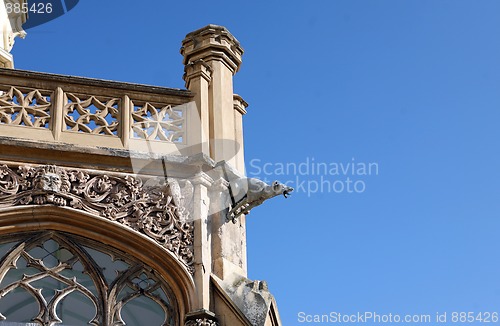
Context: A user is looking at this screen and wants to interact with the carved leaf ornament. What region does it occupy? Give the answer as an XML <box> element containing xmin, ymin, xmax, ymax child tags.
<box><xmin>0</xmin><ymin>164</ymin><xmax>194</xmax><ymax>272</ymax></box>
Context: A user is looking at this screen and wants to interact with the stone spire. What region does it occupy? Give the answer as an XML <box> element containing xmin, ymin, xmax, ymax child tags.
<box><xmin>181</xmin><ymin>24</ymin><xmax>246</xmax><ymax>174</ymax></box>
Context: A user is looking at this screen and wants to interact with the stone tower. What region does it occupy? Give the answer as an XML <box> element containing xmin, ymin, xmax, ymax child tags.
<box><xmin>0</xmin><ymin>7</ymin><xmax>285</xmax><ymax>326</ymax></box>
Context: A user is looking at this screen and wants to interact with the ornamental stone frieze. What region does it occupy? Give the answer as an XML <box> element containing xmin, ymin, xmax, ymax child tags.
<box><xmin>184</xmin><ymin>309</ymin><xmax>219</xmax><ymax>326</ymax></box>
<box><xmin>185</xmin><ymin>319</ymin><xmax>219</xmax><ymax>326</ymax></box>
<box><xmin>0</xmin><ymin>162</ymin><xmax>195</xmax><ymax>272</ymax></box>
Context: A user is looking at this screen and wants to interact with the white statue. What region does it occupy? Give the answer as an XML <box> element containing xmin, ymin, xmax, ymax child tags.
<box><xmin>0</xmin><ymin>0</ymin><xmax>27</xmax><ymax>67</ymax></box>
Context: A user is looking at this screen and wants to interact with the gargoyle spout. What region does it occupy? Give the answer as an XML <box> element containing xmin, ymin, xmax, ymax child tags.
<box><xmin>227</xmin><ymin>178</ymin><xmax>293</xmax><ymax>222</ymax></box>
<box><xmin>283</xmin><ymin>185</ymin><xmax>293</xmax><ymax>198</ymax></box>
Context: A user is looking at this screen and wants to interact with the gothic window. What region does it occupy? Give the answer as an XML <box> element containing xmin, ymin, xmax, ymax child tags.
<box><xmin>0</xmin><ymin>232</ymin><xmax>178</xmax><ymax>326</ymax></box>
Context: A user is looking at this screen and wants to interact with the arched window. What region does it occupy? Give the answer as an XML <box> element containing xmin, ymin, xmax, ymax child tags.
<box><xmin>0</xmin><ymin>231</ymin><xmax>178</xmax><ymax>326</ymax></box>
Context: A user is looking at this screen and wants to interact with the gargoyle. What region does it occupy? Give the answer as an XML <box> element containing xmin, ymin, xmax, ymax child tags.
<box><xmin>227</xmin><ymin>178</ymin><xmax>293</xmax><ymax>222</ymax></box>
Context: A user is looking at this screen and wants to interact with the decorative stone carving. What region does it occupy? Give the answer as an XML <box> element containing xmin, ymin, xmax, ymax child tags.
<box><xmin>213</xmin><ymin>273</ymin><xmax>276</xmax><ymax>326</ymax></box>
<box><xmin>34</xmin><ymin>166</ymin><xmax>63</xmax><ymax>191</ymax></box>
<box><xmin>227</xmin><ymin>178</ymin><xmax>293</xmax><ymax>222</ymax></box>
<box><xmin>0</xmin><ymin>86</ymin><xmax>51</xmax><ymax>128</ymax></box>
<box><xmin>131</xmin><ymin>102</ymin><xmax>185</xmax><ymax>142</ymax></box>
<box><xmin>0</xmin><ymin>163</ymin><xmax>194</xmax><ymax>272</ymax></box>
<box><xmin>167</xmin><ymin>177</ymin><xmax>194</xmax><ymax>221</ymax></box>
<box><xmin>181</xmin><ymin>24</ymin><xmax>244</xmax><ymax>74</ymax></box>
<box><xmin>184</xmin><ymin>309</ymin><xmax>219</xmax><ymax>326</ymax></box>
<box><xmin>31</xmin><ymin>165</ymin><xmax>69</xmax><ymax>206</ymax></box>
<box><xmin>185</xmin><ymin>319</ymin><xmax>219</xmax><ymax>326</ymax></box>
<box><xmin>0</xmin><ymin>72</ymin><xmax>190</xmax><ymax>150</ymax></box>
<box><xmin>63</xmin><ymin>92</ymin><xmax>120</xmax><ymax>135</ymax></box>
<box><xmin>4</xmin><ymin>0</ymin><xmax>27</xmax><ymax>52</ymax></box>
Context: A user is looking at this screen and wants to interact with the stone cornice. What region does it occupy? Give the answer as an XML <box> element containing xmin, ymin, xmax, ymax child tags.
<box><xmin>210</xmin><ymin>178</ymin><xmax>230</xmax><ymax>192</ymax></box>
<box><xmin>183</xmin><ymin>59</ymin><xmax>213</xmax><ymax>88</ymax></box>
<box><xmin>181</xmin><ymin>25</ymin><xmax>244</xmax><ymax>74</ymax></box>
<box><xmin>185</xmin><ymin>309</ymin><xmax>219</xmax><ymax>326</ymax></box>
<box><xmin>0</xmin><ymin>68</ymin><xmax>193</xmax><ymax>98</ymax></box>
<box><xmin>191</xmin><ymin>171</ymin><xmax>214</xmax><ymax>188</ymax></box>
<box><xmin>0</xmin><ymin>136</ymin><xmax>217</xmax><ymax>177</ymax></box>
<box><xmin>233</xmin><ymin>94</ymin><xmax>248</xmax><ymax>115</ymax></box>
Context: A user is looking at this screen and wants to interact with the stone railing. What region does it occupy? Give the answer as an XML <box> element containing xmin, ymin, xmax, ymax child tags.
<box><xmin>0</xmin><ymin>68</ymin><xmax>196</xmax><ymax>154</ymax></box>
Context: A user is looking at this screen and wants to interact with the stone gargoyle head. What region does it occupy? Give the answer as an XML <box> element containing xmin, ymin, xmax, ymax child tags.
<box><xmin>227</xmin><ymin>178</ymin><xmax>294</xmax><ymax>221</ymax></box>
<box><xmin>270</xmin><ymin>180</ymin><xmax>293</xmax><ymax>198</ymax></box>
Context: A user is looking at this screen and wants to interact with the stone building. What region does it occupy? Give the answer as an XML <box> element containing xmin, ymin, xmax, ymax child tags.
<box><xmin>0</xmin><ymin>4</ymin><xmax>286</xmax><ymax>326</ymax></box>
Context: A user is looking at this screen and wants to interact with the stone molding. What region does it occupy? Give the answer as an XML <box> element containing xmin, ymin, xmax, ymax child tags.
<box><xmin>185</xmin><ymin>319</ymin><xmax>219</xmax><ymax>326</ymax></box>
<box><xmin>184</xmin><ymin>59</ymin><xmax>213</xmax><ymax>88</ymax></box>
<box><xmin>233</xmin><ymin>94</ymin><xmax>248</xmax><ymax>115</ymax></box>
<box><xmin>0</xmin><ymin>162</ymin><xmax>195</xmax><ymax>273</ymax></box>
<box><xmin>185</xmin><ymin>309</ymin><xmax>219</xmax><ymax>326</ymax></box>
<box><xmin>181</xmin><ymin>24</ymin><xmax>244</xmax><ymax>74</ymax></box>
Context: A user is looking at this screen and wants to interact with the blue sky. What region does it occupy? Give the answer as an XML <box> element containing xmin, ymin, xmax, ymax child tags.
<box><xmin>12</xmin><ymin>0</ymin><xmax>500</xmax><ymax>325</ymax></box>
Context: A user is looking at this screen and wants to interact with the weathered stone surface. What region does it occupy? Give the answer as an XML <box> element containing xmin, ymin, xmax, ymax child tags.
<box><xmin>213</xmin><ymin>273</ymin><xmax>279</xmax><ymax>326</ymax></box>
<box><xmin>185</xmin><ymin>309</ymin><xmax>219</xmax><ymax>326</ymax></box>
<box><xmin>0</xmin><ymin>162</ymin><xmax>195</xmax><ymax>272</ymax></box>
<box><xmin>0</xmin><ymin>21</ymin><xmax>287</xmax><ymax>325</ymax></box>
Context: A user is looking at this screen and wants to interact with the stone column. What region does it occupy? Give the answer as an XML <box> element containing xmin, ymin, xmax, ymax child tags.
<box><xmin>232</xmin><ymin>96</ymin><xmax>248</xmax><ymax>274</ymax></box>
<box><xmin>181</xmin><ymin>25</ymin><xmax>245</xmax><ymax>174</ymax></box>
<box><xmin>233</xmin><ymin>95</ymin><xmax>248</xmax><ymax>174</ymax></box>
<box><xmin>182</xmin><ymin>24</ymin><xmax>249</xmax><ymax>286</ymax></box>
<box><xmin>209</xmin><ymin>178</ymin><xmax>247</xmax><ymax>279</ymax></box>
<box><xmin>183</xmin><ymin>60</ymin><xmax>212</xmax><ymax>156</ymax></box>
<box><xmin>190</xmin><ymin>172</ymin><xmax>214</xmax><ymax>312</ymax></box>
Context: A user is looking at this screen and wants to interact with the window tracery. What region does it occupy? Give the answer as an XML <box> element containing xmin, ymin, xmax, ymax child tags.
<box><xmin>0</xmin><ymin>232</ymin><xmax>178</xmax><ymax>326</ymax></box>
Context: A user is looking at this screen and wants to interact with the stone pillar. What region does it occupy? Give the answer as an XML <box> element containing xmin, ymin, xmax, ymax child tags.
<box><xmin>233</xmin><ymin>94</ymin><xmax>248</xmax><ymax>174</ymax></box>
<box><xmin>190</xmin><ymin>172</ymin><xmax>214</xmax><ymax>311</ymax></box>
<box><xmin>182</xmin><ymin>24</ymin><xmax>248</xmax><ymax>286</ymax></box>
<box><xmin>210</xmin><ymin>178</ymin><xmax>247</xmax><ymax>279</ymax></box>
<box><xmin>183</xmin><ymin>60</ymin><xmax>212</xmax><ymax>156</ymax></box>
<box><xmin>232</xmin><ymin>95</ymin><xmax>248</xmax><ymax>274</ymax></box>
<box><xmin>181</xmin><ymin>25</ymin><xmax>245</xmax><ymax>174</ymax></box>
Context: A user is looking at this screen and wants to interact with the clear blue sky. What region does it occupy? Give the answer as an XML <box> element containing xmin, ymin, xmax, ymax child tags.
<box><xmin>12</xmin><ymin>0</ymin><xmax>500</xmax><ymax>325</ymax></box>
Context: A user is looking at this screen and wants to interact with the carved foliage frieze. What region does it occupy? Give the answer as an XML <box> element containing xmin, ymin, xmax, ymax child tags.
<box><xmin>185</xmin><ymin>318</ymin><xmax>219</xmax><ymax>326</ymax></box>
<box><xmin>0</xmin><ymin>164</ymin><xmax>194</xmax><ymax>272</ymax></box>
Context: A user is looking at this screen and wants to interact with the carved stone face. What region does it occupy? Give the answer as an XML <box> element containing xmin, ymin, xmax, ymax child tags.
<box><xmin>35</xmin><ymin>172</ymin><xmax>62</xmax><ymax>192</ymax></box>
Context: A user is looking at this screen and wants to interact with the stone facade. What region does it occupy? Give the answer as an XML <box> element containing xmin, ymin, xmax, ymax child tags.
<box><xmin>0</xmin><ymin>6</ymin><xmax>284</xmax><ymax>326</ymax></box>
